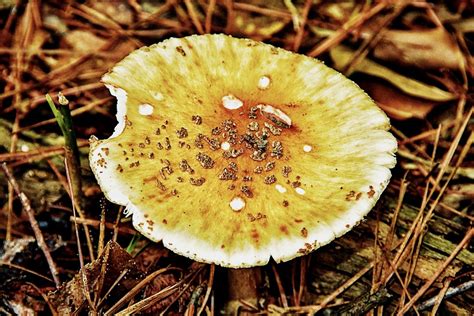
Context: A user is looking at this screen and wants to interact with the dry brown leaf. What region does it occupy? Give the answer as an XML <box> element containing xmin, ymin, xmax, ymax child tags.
<box><xmin>368</xmin><ymin>27</ymin><xmax>464</xmax><ymax>70</ymax></box>
<box><xmin>91</xmin><ymin>0</ymin><xmax>134</xmax><ymax>26</ymax></box>
<box><xmin>48</xmin><ymin>241</ymin><xmax>144</xmax><ymax>314</ymax></box>
<box><xmin>360</xmin><ymin>81</ymin><xmax>438</xmax><ymax>120</ymax></box>
<box><xmin>331</xmin><ymin>45</ymin><xmax>457</xmax><ymax>102</ymax></box>
<box><xmin>62</xmin><ymin>30</ymin><xmax>108</xmax><ymax>53</ymax></box>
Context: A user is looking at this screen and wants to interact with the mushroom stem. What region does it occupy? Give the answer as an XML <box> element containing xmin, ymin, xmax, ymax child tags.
<box><xmin>225</xmin><ymin>267</ymin><xmax>262</xmax><ymax>314</ymax></box>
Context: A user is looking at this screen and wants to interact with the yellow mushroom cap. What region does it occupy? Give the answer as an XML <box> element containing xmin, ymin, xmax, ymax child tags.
<box><xmin>89</xmin><ymin>34</ymin><xmax>397</xmax><ymax>268</ymax></box>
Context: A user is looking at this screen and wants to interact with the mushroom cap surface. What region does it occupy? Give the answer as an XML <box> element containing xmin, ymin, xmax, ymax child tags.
<box><xmin>90</xmin><ymin>34</ymin><xmax>397</xmax><ymax>268</ymax></box>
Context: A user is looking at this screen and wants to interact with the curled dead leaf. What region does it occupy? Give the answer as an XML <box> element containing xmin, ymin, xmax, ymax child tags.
<box><xmin>330</xmin><ymin>45</ymin><xmax>457</xmax><ymax>102</ymax></box>
<box><xmin>363</xmin><ymin>27</ymin><xmax>465</xmax><ymax>70</ymax></box>
<box><xmin>360</xmin><ymin>81</ymin><xmax>438</xmax><ymax>120</ymax></box>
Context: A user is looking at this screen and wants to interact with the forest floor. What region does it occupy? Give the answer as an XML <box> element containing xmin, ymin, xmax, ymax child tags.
<box><xmin>0</xmin><ymin>1</ymin><xmax>473</xmax><ymax>315</ymax></box>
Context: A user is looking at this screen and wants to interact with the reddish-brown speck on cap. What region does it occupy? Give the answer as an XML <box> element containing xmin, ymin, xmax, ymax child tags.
<box><xmin>89</xmin><ymin>34</ymin><xmax>397</xmax><ymax>268</ymax></box>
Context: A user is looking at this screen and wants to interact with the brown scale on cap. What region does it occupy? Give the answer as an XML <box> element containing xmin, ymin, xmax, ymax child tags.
<box><xmin>90</xmin><ymin>34</ymin><xmax>397</xmax><ymax>268</ymax></box>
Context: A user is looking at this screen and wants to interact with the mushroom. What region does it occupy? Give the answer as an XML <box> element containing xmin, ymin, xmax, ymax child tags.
<box><xmin>89</xmin><ymin>33</ymin><xmax>396</xmax><ymax>284</ymax></box>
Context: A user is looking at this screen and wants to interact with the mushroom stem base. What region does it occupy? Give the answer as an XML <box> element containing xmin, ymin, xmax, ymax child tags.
<box><xmin>225</xmin><ymin>267</ymin><xmax>262</xmax><ymax>314</ymax></box>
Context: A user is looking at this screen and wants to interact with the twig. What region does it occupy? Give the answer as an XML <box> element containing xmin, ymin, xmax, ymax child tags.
<box><xmin>160</xmin><ymin>266</ymin><xmax>205</xmax><ymax>315</ymax></box>
<box><xmin>205</xmin><ymin>0</ymin><xmax>216</xmax><ymax>33</ymax></box>
<box><xmin>69</xmin><ymin>216</ymin><xmax>137</xmax><ymax>235</ymax></box>
<box><xmin>115</xmin><ymin>266</ymin><xmax>202</xmax><ymax>316</ymax></box>
<box><xmin>232</xmin><ymin>1</ymin><xmax>291</xmax><ymax>19</ymax></box>
<box><xmin>397</xmin><ymin>228</ymin><xmax>474</xmax><ymax>315</ymax></box>
<box><xmin>184</xmin><ymin>0</ymin><xmax>204</xmax><ymax>34</ymax></box>
<box><xmin>224</xmin><ymin>0</ymin><xmax>234</xmax><ymax>34</ymax></box>
<box><xmin>0</xmin><ymin>261</ymin><xmax>54</xmax><ymax>283</ymax></box>
<box><xmin>292</xmin><ymin>0</ymin><xmax>312</xmax><ymax>52</ymax></box>
<box><xmin>65</xmin><ymin>158</ymin><xmax>96</xmax><ymax>313</ymax></box>
<box><xmin>6</xmin><ymin>112</ymin><xmax>20</xmax><ymax>242</ymax></box>
<box><xmin>105</xmin><ymin>267</ymin><xmax>181</xmax><ymax>315</ymax></box>
<box><xmin>418</xmin><ymin>280</ymin><xmax>474</xmax><ymax>311</ymax></box>
<box><xmin>1</xmin><ymin>163</ymin><xmax>61</xmax><ymax>287</ymax></box>
<box><xmin>197</xmin><ymin>264</ymin><xmax>215</xmax><ymax>315</ymax></box>
<box><xmin>430</xmin><ymin>277</ymin><xmax>451</xmax><ymax>315</ymax></box>
<box><xmin>272</xmin><ymin>262</ymin><xmax>289</xmax><ymax>308</ymax></box>
<box><xmin>308</xmin><ymin>1</ymin><xmax>390</xmax><ymax>57</ymax></box>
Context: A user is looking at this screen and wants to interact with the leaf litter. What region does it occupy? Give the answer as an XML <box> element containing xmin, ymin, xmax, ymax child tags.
<box><xmin>0</xmin><ymin>1</ymin><xmax>473</xmax><ymax>314</ymax></box>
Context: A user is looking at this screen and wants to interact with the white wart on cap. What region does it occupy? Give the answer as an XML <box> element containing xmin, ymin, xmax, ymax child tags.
<box><xmin>89</xmin><ymin>34</ymin><xmax>397</xmax><ymax>268</ymax></box>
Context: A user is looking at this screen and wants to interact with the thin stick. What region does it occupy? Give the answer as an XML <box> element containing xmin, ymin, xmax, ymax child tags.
<box><xmin>69</xmin><ymin>216</ymin><xmax>137</xmax><ymax>235</ymax></box>
<box><xmin>184</xmin><ymin>0</ymin><xmax>204</xmax><ymax>34</ymax></box>
<box><xmin>65</xmin><ymin>158</ymin><xmax>96</xmax><ymax>312</ymax></box>
<box><xmin>418</xmin><ymin>280</ymin><xmax>474</xmax><ymax>311</ymax></box>
<box><xmin>397</xmin><ymin>228</ymin><xmax>473</xmax><ymax>315</ymax></box>
<box><xmin>272</xmin><ymin>263</ymin><xmax>288</xmax><ymax>308</ymax></box>
<box><xmin>232</xmin><ymin>1</ymin><xmax>291</xmax><ymax>19</ymax></box>
<box><xmin>1</xmin><ymin>163</ymin><xmax>61</xmax><ymax>287</ymax></box>
<box><xmin>430</xmin><ymin>277</ymin><xmax>452</xmax><ymax>316</ymax></box>
<box><xmin>297</xmin><ymin>256</ymin><xmax>307</xmax><ymax>306</ymax></box>
<box><xmin>98</xmin><ymin>206</ymin><xmax>106</xmax><ymax>256</ymax></box>
<box><xmin>292</xmin><ymin>0</ymin><xmax>312</xmax><ymax>52</ymax></box>
<box><xmin>0</xmin><ymin>261</ymin><xmax>54</xmax><ymax>283</ymax></box>
<box><xmin>159</xmin><ymin>266</ymin><xmax>205</xmax><ymax>315</ymax></box>
<box><xmin>197</xmin><ymin>264</ymin><xmax>215</xmax><ymax>315</ymax></box>
<box><xmin>105</xmin><ymin>267</ymin><xmax>181</xmax><ymax>315</ymax></box>
<box><xmin>97</xmin><ymin>268</ymin><xmax>129</xmax><ymax>308</ymax></box>
<box><xmin>205</xmin><ymin>0</ymin><xmax>216</xmax><ymax>33</ymax></box>
<box><xmin>308</xmin><ymin>1</ymin><xmax>389</xmax><ymax>57</ymax></box>
<box><xmin>224</xmin><ymin>0</ymin><xmax>234</xmax><ymax>34</ymax></box>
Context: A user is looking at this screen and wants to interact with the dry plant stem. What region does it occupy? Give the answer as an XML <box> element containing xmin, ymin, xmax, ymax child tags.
<box><xmin>184</xmin><ymin>0</ymin><xmax>204</xmax><ymax>34</ymax></box>
<box><xmin>0</xmin><ymin>261</ymin><xmax>54</xmax><ymax>283</ymax></box>
<box><xmin>224</xmin><ymin>0</ymin><xmax>234</xmax><ymax>34</ymax></box>
<box><xmin>69</xmin><ymin>216</ymin><xmax>137</xmax><ymax>235</ymax></box>
<box><xmin>284</xmin><ymin>0</ymin><xmax>301</xmax><ymax>31</ymax></box>
<box><xmin>65</xmin><ymin>159</ymin><xmax>96</xmax><ymax>313</ymax></box>
<box><xmin>96</xmin><ymin>268</ymin><xmax>129</xmax><ymax>308</ymax></box>
<box><xmin>372</xmin><ymin>212</ymin><xmax>382</xmax><ymax>292</ymax></box>
<box><xmin>160</xmin><ymin>267</ymin><xmax>204</xmax><ymax>315</ymax></box>
<box><xmin>6</xmin><ymin>112</ymin><xmax>20</xmax><ymax>242</ymax></box>
<box><xmin>385</xmin><ymin>173</ymin><xmax>408</xmax><ymax>251</ymax></box>
<box><xmin>297</xmin><ymin>257</ymin><xmax>307</xmax><ymax>306</ymax></box>
<box><xmin>385</xmin><ymin>109</ymin><xmax>473</xmax><ymax>286</ymax></box>
<box><xmin>272</xmin><ymin>263</ymin><xmax>288</xmax><ymax>308</ymax></box>
<box><xmin>112</xmin><ymin>206</ymin><xmax>123</xmax><ymax>242</ymax></box>
<box><xmin>197</xmin><ymin>264</ymin><xmax>215</xmax><ymax>315</ymax></box>
<box><xmin>105</xmin><ymin>267</ymin><xmax>181</xmax><ymax>315</ymax></box>
<box><xmin>231</xmin><ymin>1</ymin><xmax>291</xmax><ymax>19</ymax></box>
<box><xmin>115</xmin><ymin>267</ymin><xmax>203</xmax><ymax>315</ymax></box>
<box><xmin>226</xmin><ymin>267</ymin><xmax>262</xmax><ymax>313</ymax></box>
<box><xmin>430</xmin><ymin>277</ymin><xmax>451</xmax><ymax>316</ymax></box>
<box><xmin>397</xmin><ymin>228</ymin><xmax>474</xmax><ymax>315</ymax></box>
<box><xmin>65</xmin><ymin>158</ymin><xmax>95</xmax><ymax>262</ymax></box>
<box><xmin>26</xmin><ymin>281</ymin><xmax>58</xmax><ymax>316</ymax></box>
<box><xmin>98</xmin><ymin>207</ymin><xmax>106</xmax><ymax>256</ymax></box>
<box><xmin>0</xmin><ymin>140</ymin><xmax>89</xmax><ymax>163</ymax></box>
<box><xmin>308</xmin><ymin>1</ymin><xmax>389</xmax><ymax>57</ymax></box>
<box><xmin>418</xmin><ymin>280</ymin><xmax>474</xmax><ymax>311</ymax></box>
<box><xmin>1</xmin><ymin>163</ymin><xmax>61</xmax><ymax>287</ymax></box>
<box><xmin>16</xmin><ymin>97</ymin><xmax>112</xmax><ymax>133</ymax></box>
<box><xmin>342</xmin><ymin>2</ymin><xmax>407</xmax><ymax>75</ymax></box>
<box><xmin>292</xmin><ymin>0</ymin><xmax>312</xmax><ymax>52</ymax></box>
<box><xmin>205</xmin><ymin>0</ymin><xmax>217</xmax><ymax>33</ymax></box>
